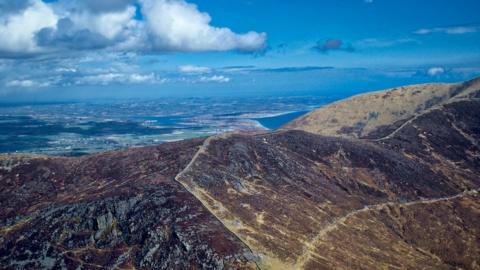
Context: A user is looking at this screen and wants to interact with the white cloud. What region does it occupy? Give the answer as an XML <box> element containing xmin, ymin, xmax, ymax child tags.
<box><xmin>139</xmin><ymin>0</ymin><xmax>266</xmax><ymax>52</ymax></box>
<box><xmin>34</xmin><ymin>2</ymin><xmax>141</xmax><ymax>51</ymax></box>
<box><xmin>69</xmin><ymin>5</ymin><xmax>138</xmax><ymax>40</ymax></box>
<box><xmin>56</xmin><ymin>67</ymin><xmax>78</xmax><ymax>73</ymax></box>
<box><xmin>5</xmin><ymin>79</ymin><xmax>49</xmax><ymax>88</ymax></box>
<box><xmin>0</xmin><ymin>0</ymin><xmax>57</xmax><ymax>54</ymax></box>
<box><xmin>76</xmin><ymin>73</ymin><xmax>121</xmax><ymax>85</ymax></box>
<box><xmin>199</xmin><ymin>75</ymin><xmax>230</xmax><ymax>83</ymax></box>
<box><xmin>414</xmin><ymin>25</ymin><xmax>480</xmax><ymax>35</ymax></box>
<box><xmin>179</xmin><ymin>65</ymin><xmax>211</xmax><ymax>74</ymax></box>
<box><xmin>6</xmin><ymin>79</ymin><xmax>35</xmax><ymax>87</ymax></box>
<box><xmin>427</xmin><ymin>67</ymin><xmax>445</xmax><ymax>76</ymax></box>
<box><xmin>75</xmin><ymin>72</ymin><xmax>158</xmax><ymax>85</ymax></box>
<box><xmin>0</xmin><ymin>0</ymin><xmax>267</xmax><ymax>57</ymax></box>
<box><xmin>129</xmin><ymin>73</ymin><xmax>156</xmax><ymax>83</ymax></box>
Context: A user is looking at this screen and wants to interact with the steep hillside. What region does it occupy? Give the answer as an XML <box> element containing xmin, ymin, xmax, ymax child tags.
<box><xmin>283</xmin><ymin>77</ymin><xmax>480</xmax><ymax>138</ymax></box>
<box><xmin>176</xmin><ymin>99</ymin><xmax>480</xmax><ymax>269</ymax></box>
<box><xmin>0</xmin><ymin>139</ymin><xmax>258</xmax><ymax>269</ymax></box>
<box><xmin>1</xmin><ymin>77</ymin><xmax>479</xmax><ymax>269</ymax></box>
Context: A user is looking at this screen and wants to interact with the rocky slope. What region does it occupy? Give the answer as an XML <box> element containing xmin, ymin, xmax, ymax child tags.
<box><xmin>0</xmin><ymin>140</ymin><xmax>258</xmax><ymax>269</ymax></box>
<box><xmin>1</xmin><ymin>77</ymin><xmax>479</xmax><ymax>269</ymax></box>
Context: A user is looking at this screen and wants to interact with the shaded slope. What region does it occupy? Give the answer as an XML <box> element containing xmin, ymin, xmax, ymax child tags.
<box><xmin>377</xmin><ymin>99</ymin><xmax>480</xmax><ymax>186</ymax></box>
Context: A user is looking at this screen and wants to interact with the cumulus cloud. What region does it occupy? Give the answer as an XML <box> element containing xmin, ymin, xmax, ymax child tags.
<box><xmin>0</xmin><ymin>0</ymin><xmax>268</xmax><ymax>90</ymax></box>
<box><xmin>411</xmin><ymin>66</ymin><xmax>480</xmax><ymax>80</ymax></box>
<box><xmin>0</xmin><ymin>0</ymin><xmax>57</xmax><ymax>56</ymax></box>
<box><xmin>36</xmin><ymin>18</ymin><xmax>114</xmax><ymax>50</ymax></box>
<box><xmin>426</xmin><ymin>67</ymin><xmax>445</xmax><ymax>76</ymax></box>
<box><xmin>179</xmin><ymin>65</ymin><xmax>211</xmax><ymax>74</ymax></box>
<box><xmin>0</xmin><ymin>0</ymin><xmax>267</xmax><ymax>57</ymax></box>
<box><xmin>313</xmin><ymin>39</ymin><xmax>355</xmax><ymax>53</ymax></box>
<box><xmin>67</xmin><ymin>5</ymin><xmax>139</xmax><ymax>41</ymax></box>
<box><xmin>34</xmin><ymin>3</ymin><xmax>141</xmax><ymax>51</ymax></box>
<box><xmin>140</xmin><ymin>0</ymin><xmax>266</xmax><ymax>52</ymax></box>
<box><xmin>414</xmin><ymin>24</ymin><xmax>480</xmax><ymax>35</ymax></box>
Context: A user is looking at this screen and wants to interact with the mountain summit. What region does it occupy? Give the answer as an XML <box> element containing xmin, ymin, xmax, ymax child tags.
<box><xmin>1</xmin><ymin>77</ymin><xmax>479</xmax><ymax>269</ymax></box>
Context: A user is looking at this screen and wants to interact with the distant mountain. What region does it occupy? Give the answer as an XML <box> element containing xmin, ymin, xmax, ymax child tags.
<box><xmin>1</xmin><ymin>77</ymin><xmax>479</xmax><ymax>269</ymax></box>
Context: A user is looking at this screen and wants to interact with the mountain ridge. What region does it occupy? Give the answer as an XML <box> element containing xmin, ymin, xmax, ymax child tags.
<box><xmin>283</xmin><ymin>77</ymin><xmax>480</xmax><ymax>139</ymax></box>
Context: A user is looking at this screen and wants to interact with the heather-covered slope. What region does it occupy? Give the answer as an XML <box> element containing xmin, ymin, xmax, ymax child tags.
<box><xmin>1</xmin><ymin>78</ymin><xmax>479</xmax><ymax>270</ymax></box>
<box><xmin>176</xmin><ymin>100</ymin><xmax>480</xmax><ymax>269</ymax></box>
<box><xmin>0</xmin><ymin>139</ymin><xmax>258</xmax><ymax>269</ymax></box>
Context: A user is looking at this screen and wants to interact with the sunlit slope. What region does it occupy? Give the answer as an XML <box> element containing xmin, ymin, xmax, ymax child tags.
<box><xmin>284</xmin><ymin>77</ymin><xmax>480</xmax><ymax>138</ymax></box>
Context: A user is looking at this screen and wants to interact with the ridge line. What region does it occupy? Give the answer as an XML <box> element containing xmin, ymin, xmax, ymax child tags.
<box><xmin>173</xmin><ymin>133</ymin><xmax>262</xmax><ymax>270</ymax></box>
<box><xmin>372</xmin><ymin>98</ymin><xmax>480</xmax><ymax>142</ymax></box>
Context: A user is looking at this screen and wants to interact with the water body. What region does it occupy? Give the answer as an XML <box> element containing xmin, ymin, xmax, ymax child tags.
<box><xmin>253</xmin><ymin>111</ymin><xmax>309</xmax><ymax>130</ymax></box>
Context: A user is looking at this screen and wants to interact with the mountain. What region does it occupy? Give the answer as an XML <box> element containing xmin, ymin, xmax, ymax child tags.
<box><xmin>283</xmin><ymin>77</ymin><xmax>480</xmax><ymax>138</ymax></box>
<box><xmin>1</xmin><ymin>77</ymin><xmax>479</xmax><ymax>269</ymax></box>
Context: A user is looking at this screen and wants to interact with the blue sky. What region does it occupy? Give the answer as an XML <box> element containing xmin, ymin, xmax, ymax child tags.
<box><xmin>0</xmin><ymin>0</ymin><xmax>479</xmax><ymax>102</ymax></box>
